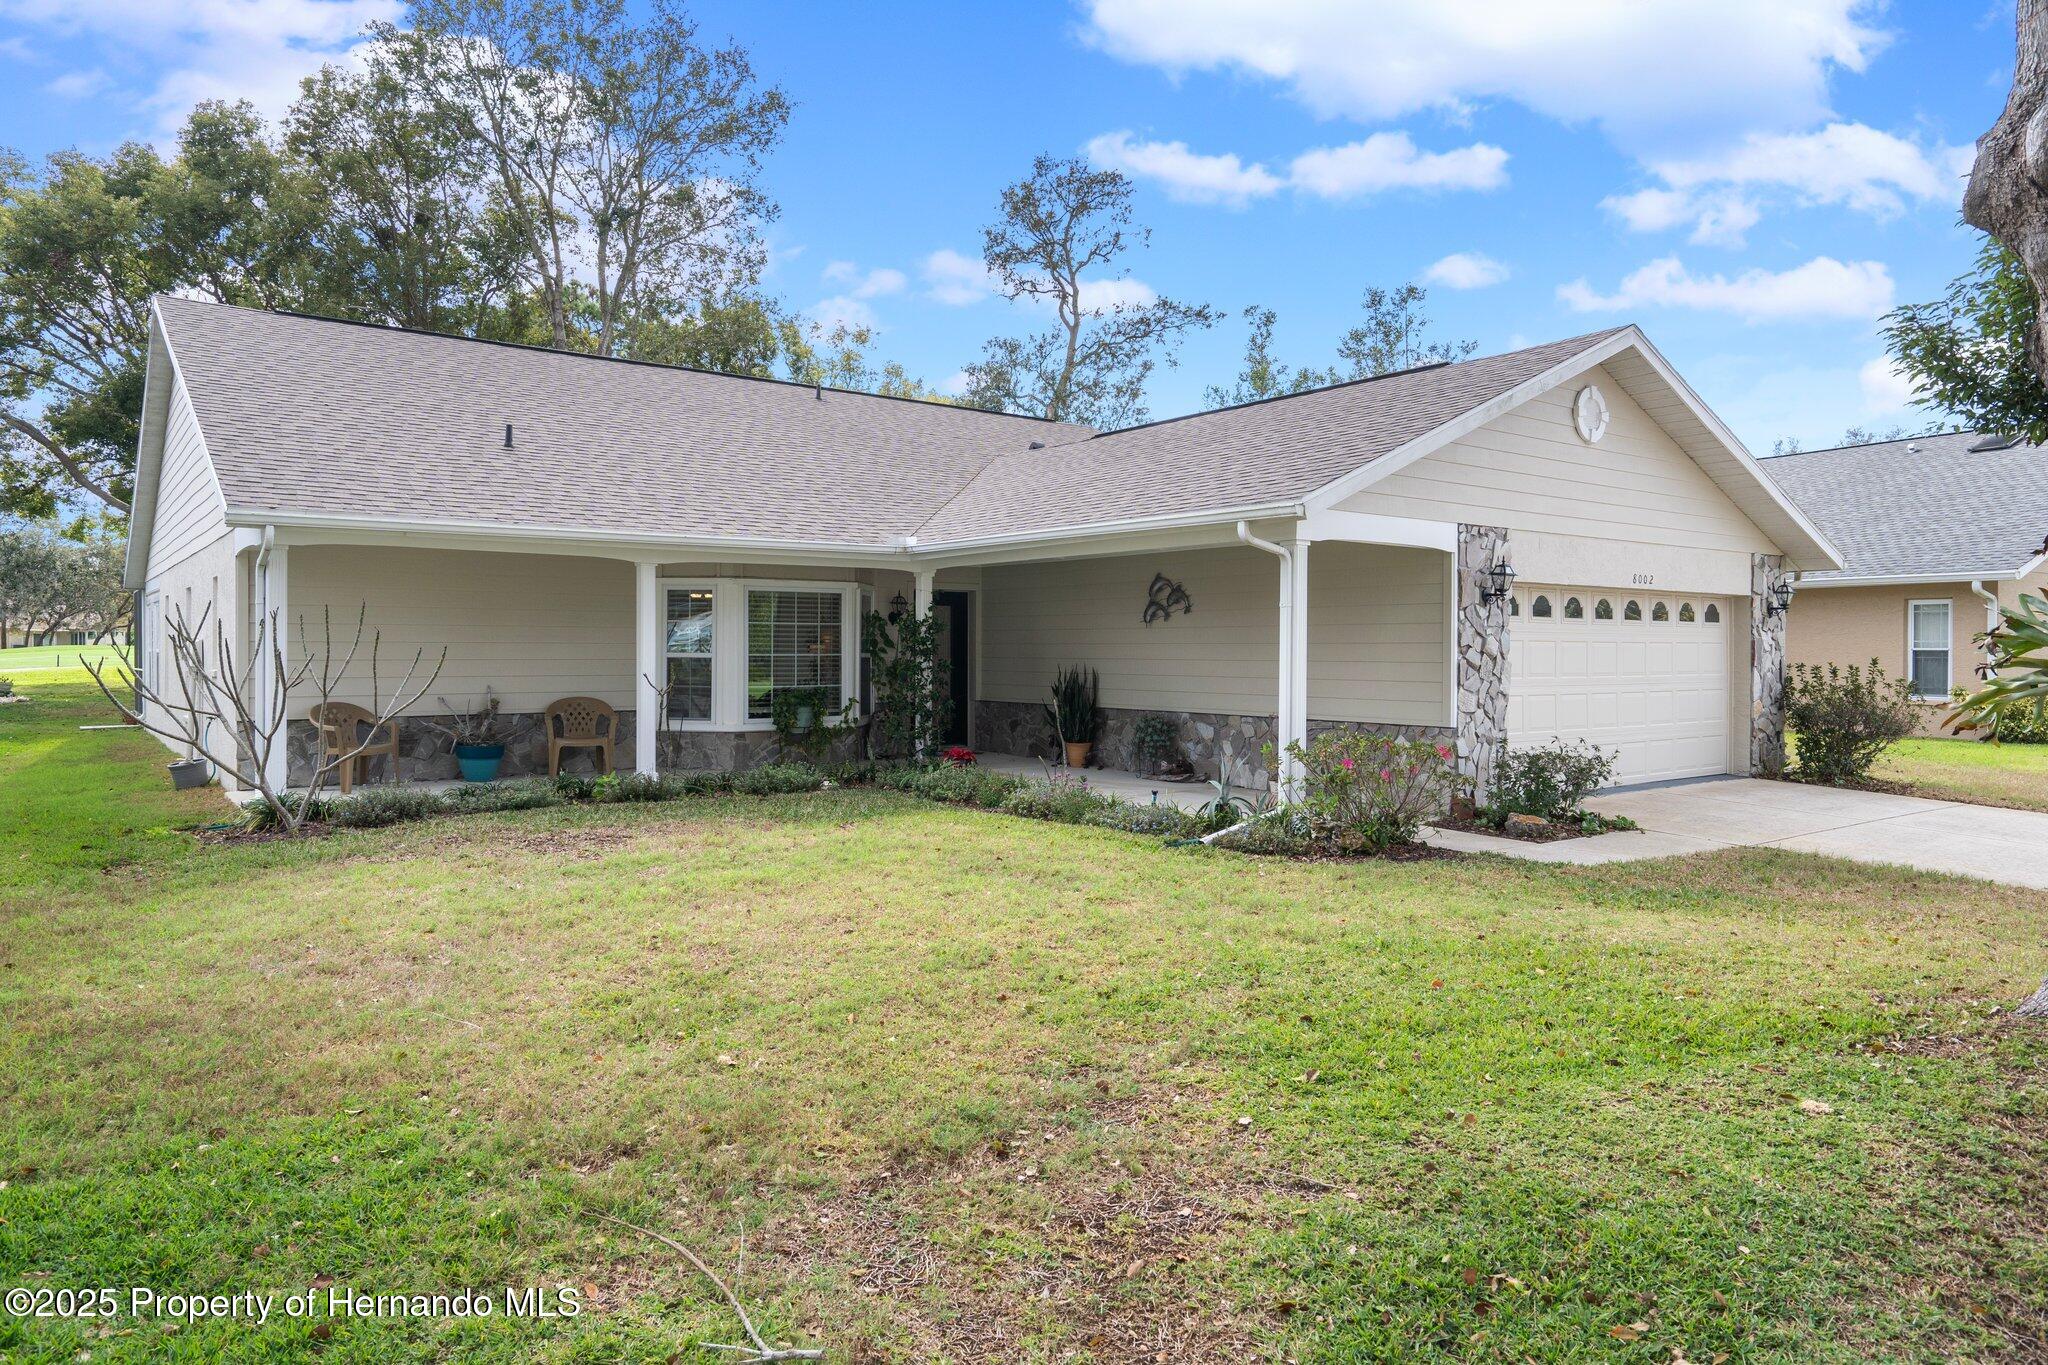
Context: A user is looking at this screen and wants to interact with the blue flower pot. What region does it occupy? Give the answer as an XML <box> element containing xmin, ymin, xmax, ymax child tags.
<box><xmin>454</xmin><ymin>743</ymin><xmax>505</xmax><ymax>782</ymax></box>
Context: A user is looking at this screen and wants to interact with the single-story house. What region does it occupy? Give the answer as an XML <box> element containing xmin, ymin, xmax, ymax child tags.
<box><xmin>1763</xmin><ymin>432</ymin><xmax>2048</xmax><ymax>733</ymax></box>
<box><xmin>122</xmin><ymin>297</ymin><xmax>1841</xmax><ymax>796</ymax></box>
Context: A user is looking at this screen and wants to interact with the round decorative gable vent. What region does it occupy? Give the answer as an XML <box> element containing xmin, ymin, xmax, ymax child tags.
<box><xmin>1572</xmin><ymin>384</ymin><xmax>1611</xmax><ymax>444</ymax></box>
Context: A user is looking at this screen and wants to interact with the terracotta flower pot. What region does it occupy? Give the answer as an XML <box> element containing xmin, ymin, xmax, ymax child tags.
<box><xmin>1063</xmin><ymin>741</ymin><xmax>1092</xmax><ymax>769</ymax></box>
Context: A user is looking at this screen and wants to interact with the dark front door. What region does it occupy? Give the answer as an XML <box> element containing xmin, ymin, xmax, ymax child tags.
<box><xmin>931</xmin><ymin>590</ymin><xmax>972</xmax><ymax>747</ymax></box>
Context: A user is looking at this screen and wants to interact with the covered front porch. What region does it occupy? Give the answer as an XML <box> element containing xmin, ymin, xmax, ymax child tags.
<box><xmin>240</xmin><ymin>507</ymin><xmax>1495</xmax><ymax>797</ymax></box>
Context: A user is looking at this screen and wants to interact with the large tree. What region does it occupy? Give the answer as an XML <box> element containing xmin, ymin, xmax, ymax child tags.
<box><xmin>1884</xmin><ymin>240</ymin><xmax>2048</xmax><ymax>441</ymax></box>
<box><xmin>374</xmin><ymin>0</ymin><xmax>789</xmax><ymax>355</ymax></box>
<box><xmin>961</xmin><ymin>155</ymin><xmax>1217</xmax><ymax>428</ymax></box>
<box><xmin>1204</xmin><ymin>306</ymin><xmax>1338</xmax><ymax>408</ymax></box>
<box><xmin>1960</xmin><ymin>1</ymin><xmax>2048</xmax><ymax>391</ymax></box>
<box><xmin>1335</xmin><ymin>283</ymin><xmax>1476</xmax><ymax>379</ymax></box>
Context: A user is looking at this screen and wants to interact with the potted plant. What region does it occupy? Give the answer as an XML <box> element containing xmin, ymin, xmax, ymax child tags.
<box><xmin>1044</xmin><ymin>665</ymin><xmax>1100</xmax><ymax>769</ymax></box>
<box><xmin>427</xmin><ymin>690</ymin><xmax>519</xmax><ymax>782</ymax></box>
<box><xmin>770</xmin><ymin>684</ymin><xmax>850</xmax><ymax>758</ymax></box>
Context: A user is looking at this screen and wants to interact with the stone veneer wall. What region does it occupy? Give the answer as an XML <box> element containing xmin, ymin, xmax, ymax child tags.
<box><xmin>1750</xmin><ymin>553</ymin><xmax>1789</xmax><ymax>776</ymax></box>
<box><xmin>974</xmin><ymin>699</ymin><xmax>1452</xmax><ymax>791</ymax></box>
<box><xmin>1455</xmin><ymin>524</ymin><xmax>1511</xmax><ymax>802</ymax></box>
<box><xmin>285</xmin><ymin>712</ymin><xmax>851</xmax><ymax>784</ymax></box>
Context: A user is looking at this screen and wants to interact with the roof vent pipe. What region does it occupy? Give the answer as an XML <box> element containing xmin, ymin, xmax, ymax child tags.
<box><xmin>814</xmin><ymin>384</ymin><xmax>822</xmax><ymax>401</ymax></box>
<box><xmin>1028</xmin><ymin>440</ymin><xmax>1045</xmax><ymax>449</ymax></box>
<box><xmin>504</xmin><ymin>423</ymin><xmax>513</xmax><ymax>448</ymax></box>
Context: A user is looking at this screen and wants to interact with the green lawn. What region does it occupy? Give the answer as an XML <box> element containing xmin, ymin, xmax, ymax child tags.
<box><xmin>3</xmin><ymin>671</ymin><xmax>2044</xmax><ymax>1363</ymax></box>
<box><xmin>0</xmin><ymin>642</ymin><xmax>127</xmax><ymax>675</ymax></box>
<box><xmin>1869</xmin><ymin>736</ymin><xmax>2048</xmax><ymax>813</ymax></box>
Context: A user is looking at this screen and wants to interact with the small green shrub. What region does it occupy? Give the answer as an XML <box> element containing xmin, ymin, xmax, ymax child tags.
<box><xmin>441</xmin><ymin>779</ymin><xmax>565</xmax><ymax>814</ymax></box>
<box><xmin>1211</xmin><ymin>812</ymin><xmax>1314</xmax><ymax>856</ymax></box>
<box><xmin>1001</xmin><ymin>773</ymin><xmax>1107</xmax><ymax>823</ymax></box>
<box><xmin>731</xmin><ymin>763</ymin><xmax>824</xmax><ymax>795</ymax></box>
<box><xmin>1491</xmin><ymin>740</ymin><xmax>1616</xmax><ymax>822</ymax></box>
<box><xmin>552</xmin><ymin>772</ymin><xmax>597</xmax><ymax>800</ymax></box>
<box><xmin>910</xmin><ymin>763</ymin><xmax>1025</xmax><ymax>807</ymax></box>
<box><xmin>1044</xmin><ymin>665</ymin><xmax>1101</xmax><ymax>747</ymax></box>
<box><xmin>325</xmin><ymin>786</ymin><xmax>448</xmax><ymax>828</ymax></box>
<box><xmin>588</xmin><ymin>772</ymin><xmax>691</xmax><ymax>803</ymax></box>
<box><xmin>1787</xmin><ymin>659</ymin><xmax>1919</xmax><ymax>785</ymax></box>
<box><xmin>1084</xmin><ymin>798</ymin><xmax>1204</xmax><ymax>837</ymax></box>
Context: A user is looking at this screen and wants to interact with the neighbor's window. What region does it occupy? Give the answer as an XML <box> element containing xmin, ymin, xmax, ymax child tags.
<box><xmin>1908</xmin><ymin>600</ymin><xmax>1952</xmax><ymax>699</ymax></box>
<box><xmin>665</xmin><ymin>587</ymin><xmax>715</xmax><ymax>721</ymax></box>
<box><xmin>747</xmin><ymin>588</ymin><xmax>844</xmax><ymax>720</ymax></box>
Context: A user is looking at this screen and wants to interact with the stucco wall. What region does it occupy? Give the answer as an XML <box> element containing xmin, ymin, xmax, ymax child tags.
<box><xmin>1785</xmin><ymin>580</ymin><xmax>1993</xmax><ymax>734</ymax></box>
<box><xmin>976</xmin><ymin>541</ymin><xmax>1450</xmax><ymax>728</ymax></box>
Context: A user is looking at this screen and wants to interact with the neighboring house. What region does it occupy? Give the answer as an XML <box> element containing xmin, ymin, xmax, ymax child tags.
<box><xmin>1763</xmin><ymin>432</ymin><xmax>2048</xmax><ymax>734</ymax></box>
<box><xmin>122</xmin><ymin>297</ymin><xmax>1840</xmax><ymax>795</ymax></box>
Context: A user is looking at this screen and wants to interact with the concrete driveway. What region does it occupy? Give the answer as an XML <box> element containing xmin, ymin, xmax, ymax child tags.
<box><xmin>1579</xmin><ymin>777</ymin><xmax>2048</xmax><ymax>889</ymax></box>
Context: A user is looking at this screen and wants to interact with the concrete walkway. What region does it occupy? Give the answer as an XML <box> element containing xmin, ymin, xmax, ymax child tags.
<box><xmin>1427</xmin><ymin>776</ymin><xmax>2048</xmax><ymax>890</ymax></box>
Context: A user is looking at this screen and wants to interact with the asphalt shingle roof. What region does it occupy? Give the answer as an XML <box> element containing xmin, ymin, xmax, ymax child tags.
<box><xmin>154</xmin><ymin>298</ymin><xmax>1626</xmax><ymax>548</ymax></box>
<box><xmin>1761</xmin><ymin>432</ymin><xmax>2048</xmax><ymax>581</ymax></box>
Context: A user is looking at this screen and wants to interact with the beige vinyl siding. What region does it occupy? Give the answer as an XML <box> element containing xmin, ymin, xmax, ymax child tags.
<box><xmin>1338</xmin><ymin>364</ymin><xmax>1777</xmax><ymax>591</ymax></box>
<box><xmin>146</xmin><ymin>376</ymin><xmax>228</xmax><ymax>579</ymax></box>
<box><xmin>285</xmin><ymin>546</ymin><xmax>634</xmax><ymax>714</ymax></box>
<box><xmin>1306</xmin><ymin>542</ymin><xmax>1449</xmax><ymax>726</ymax></box>
<box><xmin>979</xmin><ymin>543</ymin><xmax>1448</xmax><ymax>725</ymax></box>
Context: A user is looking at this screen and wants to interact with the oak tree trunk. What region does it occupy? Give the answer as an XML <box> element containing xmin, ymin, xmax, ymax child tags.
<box><xmin>2019</xmin><ymin>976</ymin><xmax>2048</xmax><ymax>1018</ymax></box>
<box><xmin>1965</xmin><ymin>0</ymin><xmax>2048</xmax><ymax>382</ymax></box>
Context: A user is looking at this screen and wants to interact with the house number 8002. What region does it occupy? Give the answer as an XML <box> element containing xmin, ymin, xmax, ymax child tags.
<box><xmin>1630</xmin><ymin>573</ymin><xmax>1656</xmax><ymax>585</ymax></box>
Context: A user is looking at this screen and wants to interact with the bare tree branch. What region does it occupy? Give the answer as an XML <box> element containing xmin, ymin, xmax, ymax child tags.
<box><xmin>591</xmin><ymin>1212</ymin><xmax>822</xmax><ymax>1362</ymax></box>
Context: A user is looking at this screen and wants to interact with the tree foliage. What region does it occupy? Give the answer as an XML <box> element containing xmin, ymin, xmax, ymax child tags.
<box><xmin>1204</xmin><ymin>306</ymin><xmax>1338</xmax><ymax>407</ymax></box>
<box><xmin>0</xmin><ymin>521</ymin><xmax>128</xmax><ymax>643</ymax></box>
<box><xmin>1336</xmin><ymin>284</ymin><xmax>1476</xmax><ymax>379</ymax></box>
<box><xmin>961</xmin><ymin>155</ymin><xmax>1217</xmax><ymax>428</ymax></box>
<box><xmin>1883</xmin><ymin>239</ymin><xmax>2048</xmax><ymax>443</ymax></box>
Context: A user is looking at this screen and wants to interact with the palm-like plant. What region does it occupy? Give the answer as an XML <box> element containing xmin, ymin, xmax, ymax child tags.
<box><xmin>1948</xmin><ymin>590</ymin><xmax>2048</xmax><ymax>1017</ymax></box>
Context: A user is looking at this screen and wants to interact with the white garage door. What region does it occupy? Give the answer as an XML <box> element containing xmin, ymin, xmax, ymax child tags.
<box><xmin>1507</xmin><ymin>587</ymin><xmax>1733</xmax><ymax>786</ymax></box>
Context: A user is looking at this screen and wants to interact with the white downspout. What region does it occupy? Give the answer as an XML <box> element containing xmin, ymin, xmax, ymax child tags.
<box><xmin>1237</xmin><ymin>521</ymin><xmax>1294</xmax><ymax>797</ymax></box>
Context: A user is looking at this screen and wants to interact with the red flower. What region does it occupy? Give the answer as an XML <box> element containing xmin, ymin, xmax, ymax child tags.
<box><xmin>943</xmin><ymin>745</ymin><xmax>977</xmax><ymax>765</ymax></box>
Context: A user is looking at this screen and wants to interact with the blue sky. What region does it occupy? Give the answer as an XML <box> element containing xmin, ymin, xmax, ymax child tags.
<box><xmin>0</xmin><ymin>0</ymin><xmax>2017</xmax><ymax>450</ymax></box>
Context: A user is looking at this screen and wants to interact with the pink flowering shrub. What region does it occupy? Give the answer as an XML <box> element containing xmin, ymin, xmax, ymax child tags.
<box><xmin>1281</xmin><ymin>731</ymin><xmax>1465</xmax><ymax>851</ymax></box>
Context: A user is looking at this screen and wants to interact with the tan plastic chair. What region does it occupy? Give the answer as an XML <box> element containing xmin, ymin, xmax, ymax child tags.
<box><xmin>544</xmin><ymin>696</ymin><xmax>618</xmax><ymax>776</ymax></box>
<box><xmin>309</xmin><ymin>701</ymin><xmax>400</xmax><ymax>794</ymax></box>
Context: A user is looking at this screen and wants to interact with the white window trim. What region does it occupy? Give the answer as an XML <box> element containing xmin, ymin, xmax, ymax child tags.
<box><xmin>1906</xmin><ymin>598</ymin><xmax>1953</xmax><ymax>701</ymax></box>
<box><xmin>656</xmin><ymin>578</ymin><xmax>720</xmax><ymax>731</ymax></box>
<box><xmin>738</xmin><ymin>579</ymin><xmax>859</xmax><ymax>730</ymax></box>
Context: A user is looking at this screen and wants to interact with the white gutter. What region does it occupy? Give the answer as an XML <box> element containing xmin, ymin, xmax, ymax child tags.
<box><xmin>1971</xmin><ymin>579</ymin><xmax>2000</xmax><ymax>680</ymax></box>
<box><xmin>1237</xmin><ymin>520</ymin><xmax>1295</xmax><ymax>798</ymax></box>
<box><xmin>1796</xmin><ymin>571</ymin><xmax>2024</xmax><ymax>589</ymax></box>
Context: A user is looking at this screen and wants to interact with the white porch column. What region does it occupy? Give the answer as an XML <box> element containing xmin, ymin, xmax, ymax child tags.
<box><xmin>913</xmin><ymin>568</ymin><xmax>935</xmax><ymax>619</ymax></box>
<box><xmin>1285</xmin><ymin>537</ymin><xmax>1310</xmax><ymax>792</ymax></box>
<box><xmin>634</xmin><ymin>561</ymin><xmax>660</xmax><ymax>776</ymax></box>
<box><xmin>259</xmin><ymin>541</ymin><xmax>289</xmax><ymax>795</ymax></box>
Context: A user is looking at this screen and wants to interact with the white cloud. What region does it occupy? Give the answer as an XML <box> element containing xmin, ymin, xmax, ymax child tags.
<box><xmin>1858</xmin><ymin>354</ymin><xmax>1919</xmax><ymax>412</ymax></box>
<box><xmin>1080</xmin><ymin>0</ymin><xmax>1887</xmax><ymax>155</ymax></box>
<box><xmin>808</xmin><ymin>295</ymin><xmax>878</xmax><ymax>333</ymax></box>
<box><xmin>1288</xmin><ymin>132</ymin><xmax>1508</xmax><ymax>198</ymax></box>
<box><xmin>0</xmin><ymin>0</ymin><xmax>400</xmax><ymax>136</ymax></box>
<box><xmin>938</xmin><ymin>369</ymin><xmax>972</xmax><ymax>397</ymax></box>
<box><xmin>1604</xmin><ymin>122</ymin><xmax>1967</xmax><ymax>245</ymax></box>
<box><xmin>1654</xmin><ymin>122</ymin><xmax>1967</xmax><ymax>216</ymax></box>
<box><xmin>922</xmin><ymin>248</ymin><xmax>994</xmax><ymax>306</ymax></box>
<box><xmin>1084</xmin><ymin>129</ymin><xmax>1282</xmax><ymax>206</ymax></box>
<box><xmin>1074</xmin><ymin>276</ymin><xmax>1158</xmax><ymax>314</ymax></box>
<box><xmin>820</xmin><ymin>261</ymin><xmax>907</xmax><ymax>299</ymax></box>
<box><xmin>1557</xmin><ymin>255</ymin><xmax>1894</xmax><ymax>322</ymax></box>
<box><xmin>44</xmin><ymin>68</ymin><xmax>110</xmax><ymax>99</ymax></box>
<box><xmin>1422</xmin><ymin>252</ymin><xmax>1509</xmax><ymax>290</ymax></box>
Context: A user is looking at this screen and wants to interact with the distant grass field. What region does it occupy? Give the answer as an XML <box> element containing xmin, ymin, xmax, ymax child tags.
<box><xmin>0</xmin><ymin>643</ymin><xmax>127</xmax><ymax>674</ymax></box>
<box><xmin>2</xmin><ymin>668</ymin><xmax>2044</xmax><ymax>1362</ymax></box>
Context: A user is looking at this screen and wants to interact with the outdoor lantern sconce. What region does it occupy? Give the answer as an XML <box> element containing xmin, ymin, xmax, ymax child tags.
<box><xmin>1767</xmin><ymin>580</ymin><xmax>1796</xmax><ymax>617</ymax></box>
<box><xmin>1480</xmin><ymin>560</ymin><xmax>1517</xmax><ymax>605</ymax></box>
<box><xmin>888</xmin><ymin>592</ymin><xmax>909</xmax><ymax>623</ymax></box>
